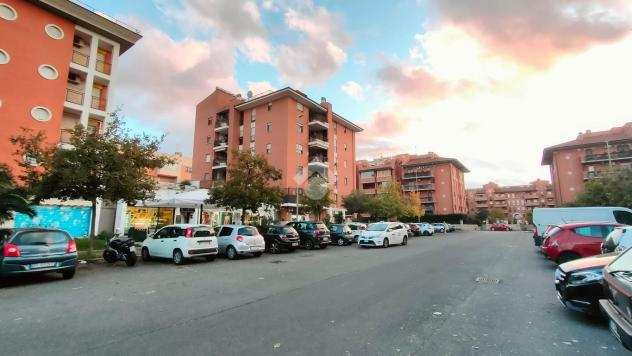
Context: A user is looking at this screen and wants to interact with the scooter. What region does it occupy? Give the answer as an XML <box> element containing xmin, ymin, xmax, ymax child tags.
<box><xmin>102</xmin><ymin>235</ymin><xmax>137</xmax><ymax>267</ymax></box>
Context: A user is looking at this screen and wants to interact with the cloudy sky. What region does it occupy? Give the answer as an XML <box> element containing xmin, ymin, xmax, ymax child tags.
<box><xmin>85</xmin><ymin>0</ymin><xmax>632</xmax><ymax>187</ymax></box>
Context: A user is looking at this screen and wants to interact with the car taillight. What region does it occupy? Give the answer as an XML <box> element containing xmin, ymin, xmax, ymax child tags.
<box><xmin>236</xmin><ymin>235</ymin><xmax>244</xmax><ymax>242</ymax></box>
<box><xmin>185</xmin><ymin>227</ymin><xmax>193</xmax><ymax>238</ymax></box>
<box><xmin>3</xmin><ymin>243</ymin><xmax>21</xmax><ymax>257</ymax></box>
<box><xmin>66</xmin><ymin>239</ymin><xmax>77</xmax><ymax>253</ymax></box>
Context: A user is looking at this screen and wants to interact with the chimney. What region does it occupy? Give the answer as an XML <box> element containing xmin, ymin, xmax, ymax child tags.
<box><xmin>321</xmin><ymin>97</ymin><xmax>327</xmax><ymax>104</ymax></box>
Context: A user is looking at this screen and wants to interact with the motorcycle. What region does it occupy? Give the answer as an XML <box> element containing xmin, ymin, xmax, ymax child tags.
<box><xmin>102</xmin><ymin>235</ymin><xmax>137</xmax><ymax>267</ymax></box>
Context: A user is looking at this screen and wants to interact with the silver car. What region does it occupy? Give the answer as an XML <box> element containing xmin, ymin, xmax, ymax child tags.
<box><xmin>216</xmin><ymin>225</ymin><xmax>266</xmax><ymax>260</ymax></box>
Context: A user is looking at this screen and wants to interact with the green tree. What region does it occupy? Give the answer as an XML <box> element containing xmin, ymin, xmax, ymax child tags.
<box><xmin>575</xmin><ymin>167</ymin><xmax>632</xmax><ymax>207</ymax></box>
<box><xmin>302</xmin><ymin>175</ymin><xmax>334</xmax><ymax>221</ymax></box>
<box><xmin>475</xmin><ymin>208</ymin><xmax>489</xmax><ymax>224</ymax></box>
<box><xmin>406</xmin><ymin>192</ymin><xmax>423</xmax><ymax>221</ymax></box>
<box><xmin>342</xmin><ymin>190</ymin><xmax>371</xmax><ymax>215</ymax></box>
<box><xmin>488</xmin><ymin>208</ymin><xmax>505</xmax><ymax>222</ymax></box>
<box><xmin>207</xmin><ymin>150</ymin><xmax>284</xmax><ymax>221</ymax></box>
<box><xmin>524</xmin><ymin>210</ymin><xmax>534</xmax><ymax>224</ymax></box>
<box><xmin>11</xmin><ymin>111</ymin><xmax>172</xmax><ymax>255</ymax></box>
<box><xmin>371</xmin><ymin>181</ymin><xmax>408</xmax><ymax>220</ymax></box>
<box><xmin>0</xmin><ymin>164</ymin><xmax>36</xmax><ymax>223</ymax></box>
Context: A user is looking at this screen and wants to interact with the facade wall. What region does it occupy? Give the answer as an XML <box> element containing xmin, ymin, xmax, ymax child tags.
<box><xmin>466</xmin><ymin>180</ymin><xmax>555</xmax><ymax>220</ymax></box>
<box><xmin>550</xmin><ymin>148</ymin><xmax>585</xmax><ymax>204</ymax></box>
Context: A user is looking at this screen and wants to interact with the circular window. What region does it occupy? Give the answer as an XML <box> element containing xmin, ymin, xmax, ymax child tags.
<box><xmin>0</xmin><ymin>3</ymin><xmax>17</xmax><ymax>21</ymax></box>
<box><xmin>38</xmin><ymin>64</ymin><xmax>59</xmax><ymax>80</ymax></box>
<box><xmin>31</xmin><ymin>106</ymin><xmax>52</xmax><ymax>122</ymax></box>
<box><xmin>45</xmin><ymin>24</ymin><xmax>64</xmax><ymax>40</ymax></box>
<box><xmin>0</xmin><ymin>49</ymin><xmax>9</xmax><ymax>64</ymax></box>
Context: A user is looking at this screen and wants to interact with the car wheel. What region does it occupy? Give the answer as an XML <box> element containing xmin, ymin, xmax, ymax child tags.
<box><xmin>557</xmin><ymin>252</ymin><xmax>581</xmax><ymax>264</ymax></box>
<box><xmin>402</xmin><ymin>236</ymin><xmax>408</xmax><ymax>246</ymax></box>
<box><xmin>304</xmin><ymin>239</ymin><xmax>314</xmax><ymax>250</ymax></box>
<box><xmin>141</xmin><ymin>247</ymin><xmax>151</xmax><ymax>261</ymax></box>
<box><xmin>320</xmin><ymin>244</ymin><xmax>328</xmax><ymax>249</ymax></box>
<box><xmin>61</xmin><ymin>268</ymin><xmax>76</xmax><ymax>280</ymax></box>
<box><xmin>205</xmin><ymin>255</ymin><xmax>216</xmax><ymax>262</ymax></box>
<box><xmin>383</xmin><ymin>238</ymin><xmax>390</xmax><ymax>248</ymax></box>
<box><xmin>125</xmin><ymin>252</ymin><xmax>137</xmax><ymax>267</ymax></box>
<box><xmin>226</xmin><ymin>246</ymin><xmax>238</xmax><ymax>260</ymax></box>
<box><xmin>270</xmin><ymin>241</ymin><xmax>281</xmax><ymax>254</ymax></box>
<box><xmin>337</xmin><ymin>238</ymin><xmax>346</xmax><ymax>246</ymax></box>
<box><xmin>173</xmin><ymin>249</ymin><xmax>184</xmax><ymax>265</ymax></box>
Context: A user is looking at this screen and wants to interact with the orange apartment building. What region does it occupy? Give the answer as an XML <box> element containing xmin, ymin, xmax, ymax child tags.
<box><xmin>149</xmin><ymin>152</ymin><xmax>193</xmax><ymax>187</ymax></box>
<box><xmin>542</xmin><ymin>122</ymin><xmax>632</xmax><ymax>205</ymax></box>
<box><xmin>356</xmin><ymin>153</ymin><xmax>469</xmax><ymax>215</ymax></box>
<box><xmin>466</xmin><ymin>180</ymin><xmax>555</xmax><ymax>221</ymax></box>
<box><xmin>0</xmin><ymin>0</ymin><xmax>141</xmax><ymax>174</ymax></box>
<box><xmin>192</xmin><ymin>87</ymin><xmax>362</xmax><ymax>218</ymax></box>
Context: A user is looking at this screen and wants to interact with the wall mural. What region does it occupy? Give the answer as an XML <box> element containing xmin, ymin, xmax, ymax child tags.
<box><xmin>14</xmin><ymin>206</ymin><xmax>92</xmax><ymax>238</ymax></box>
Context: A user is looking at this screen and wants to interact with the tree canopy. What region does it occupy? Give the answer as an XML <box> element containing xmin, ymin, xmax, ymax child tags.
<box><xmin>342</xmin><ymin>190</ymin><xmax>371</xmax><ymax>215</ymax></box>
<box><xmin>302</xmin><ymin>175</ymin><xmax>334</xmax><ymax>221</ymax></box>
<box><xmin>574</xmin><ymin>167</ymin><xmax>632</xmax><ymax>208</ymax></box>
<box><xmin>488</xmin><ymin>208</ymin><xmax>505</xmax><ymax>222</ymax></box>
<box><xmin>0</xmin><ymin>164</ymin><xmax>35</xmax><ymax>223</ymax></box>
<box><xmin>207</xmin><ymin>150</ymin><xmax>284</xmax><ymax>221</ymax></box>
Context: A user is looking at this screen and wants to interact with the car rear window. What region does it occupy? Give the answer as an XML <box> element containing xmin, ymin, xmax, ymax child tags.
<box><xmin>194</xmin><ymin>229</ymin><xmax>213</xmax><ymax>237</ymax></box>
<box><xmin>315</xmin><ymin>223</ymin><xmax>327</xmax><ymax>230</ymax></box>
<box><xmin>282</xmin><ymin>227</ymin><xmax>297</xmax><ymax>234</ymax></box>
<box><xmin>238</xmin><ymin>227</ymin><xmax>258</xmax><ymax>236</ymax></box>
<box><xmin>13</xmin><ymin>231</ymin><xmax>69</xmax><ymax>245</ymax></box>
<box><xmin>574</xmin><ymin>226</ymin><xmax>605</xmax><ymax>238</ymax></box>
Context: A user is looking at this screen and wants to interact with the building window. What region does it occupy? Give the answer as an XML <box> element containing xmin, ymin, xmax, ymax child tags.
<box><xmin>250</xmin><ymin>121</ymin><xmax>256</xmax><ymax>141</ymax></box>
<box><xmin>297</xmin><ymin>165</ymin><xmax>303</xmax><ymax>175</ymax></box>
<box><xmin>344</xmin><ymin>143</ymin><xmax>347</xmax><ymax>151</ymax></box>
<box><xmin>38</xmin><ymin>64</ymin><xmax>59</xmax><ymax>80</ymax></box>
<box><xmin>204</xmin><ymin>173</ymin><xmax>211</xmax><ymax>180</ymax></box>
<box><xmin>207</xmin><ymin>136</ymin><xmax>212</xmax><ymax>144</ymax></box>
<box><xmin>239</xmin><ymin>112</ymin><xmax>244</xmax><ymax>126</ymax></box>
<box><xmin>267</xmin><ymin>102</ymin><xmax>272</xmax><ymax>111</ymax></box>
<box><xmin>45</xmin><ymin>24</ymin><xmax>64</xmax><ymax>40</ymax></box>
<box><xmin>204</xmin><ymin>154</ymin><xmax>211</xmax><ymax>163</ymax></box>
<box><xmin>345</xmin><ymin>177</ymin><xmax>349</xmax><ymax>185</ymax></box>
<box><xmin>250</xmin><ymin>142</ymin><xmax>255</xmax><ymax>153</ymax></box>
<box><xmin>207</xmin><ymin>117</ymin><xmax>212</xmax><ymax>126</ymax></box>
<box><xmin>0</xmin><ymin>3</ymin><xmax>17</xmax><ymax>20</ymax></box>
<box><xmin>296</xmin><ymin>144</ymin><xmax>303</xmax><ymax>155</ymax></box>
<box><xmin>344</xmin><ymin>127</ymin><xmax>347</xmax><ymax>134</ymax></box>
<box><xmin>238</xmin><ymin>137</ymin><xmax>243</xmax><ymax>145</ymax></box>
<box><xmin>297</xmin><ymin>123</ymin><xmax>303</xmax><ymax>133</ymax></box>
<box><xmin>30</xmin><ymin>106</ymin><xmax>52</xmax><ymax>122</ymax></box>
<box><xmin>266</xmin><ymin>122</ymin><xmax>271</xmax><ymax>132</ymax></box>
<box><xmin>251</xmin><ymin>108</ymin><xmax>256</xmax><ymax>121</ymax></box>
<box><xmin>0</xmin><ymin>48</ymin><xmax>9</xmax><ymax>64</ymax></box>
<box><xmin>297</xmin><ymin>102</ymin><xmax>303</xmax><ymax>111</ymax></box>
<box><xmin>266</xmin><ymin>143</ymin><xmax>271</xmax><ymax>154</ymax></box>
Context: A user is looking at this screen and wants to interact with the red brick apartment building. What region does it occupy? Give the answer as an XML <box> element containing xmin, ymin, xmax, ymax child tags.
<box><xmin>542</xmin><ymin>122</ymin><xmax>632</xmax><ymax>205</ymax></box>
<box><xmin>149</xmin><ymin>152</ymin><xmax>193</xmax><ymax>187</ymax></box>
<box><xmin>356</xmin><ymin>153</ymin><xmax>469</xmax><ymax>215</ymax></box>
<box><xmin>0</xmin><ymin>0</ymin><xmax>141</xmax><ymax>174</ymax></box>
<box><xmin>466</xmin><ymin>180</ymin><xmax>555</xmax><ymax>220</ymax></box>
<box><xmin>192</xmin><ymin>87</ymin><xmax>362</xmax><ymax>218</ymax></box>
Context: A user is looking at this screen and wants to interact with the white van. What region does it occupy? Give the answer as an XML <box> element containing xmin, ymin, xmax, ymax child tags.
<box><xmin>532</xmin><ymin>207</ymin><xmax>632</xmax><ymax>246</ymax></box>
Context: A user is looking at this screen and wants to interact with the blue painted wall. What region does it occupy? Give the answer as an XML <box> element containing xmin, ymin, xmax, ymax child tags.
<box><xmin>14</xmin><ymin>206</ymin><xmax>93</xmax><ymax>238</ymax></box>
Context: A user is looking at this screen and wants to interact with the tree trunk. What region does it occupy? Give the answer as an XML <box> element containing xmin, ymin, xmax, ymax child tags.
<box><xmin>89</xmin><ymin>199</ymin><xmax>97</xmax><ymax>257</ymax></box>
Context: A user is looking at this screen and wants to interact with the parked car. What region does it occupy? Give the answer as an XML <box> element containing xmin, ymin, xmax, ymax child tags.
<box><xmin>432</xmin><ymin>223</ymin><xmax>447</xmax><ymax>233</ymax></box>
<box><xmin>602</xmin><ymin>226</ymin><xmax>632</xmax><ymax>254</ymax></box>
<box><xmin>600</xmin><ymin>247</ymin><xmax>632</xmax><ymax>351</ymax></box>
<box><xmin>141</xmin><ymin>224</ymin><xmax>218</xmax><ymax>265</ymax></box>
<box><xmin>541</xmin><ymin>222</ymin><xmax>622</xmax><ymax>263</ymax></box>
<box><xmin>358</xmin><ymin>222</ymin><xmax>408</xmax><ymax>248</ymax></box>
<box><xmin>347</xmin><ymin>222</ymin><xmax>367</xmax><ymax>242</ymax></box>
<box><xmin>416</xmin><ymin>223</ymin><xmax>434</xmax><ymax>236</ymax></box>
<box><xmin>490</xmin><ymin>223</ymin><xmax>511</xmax><ymax>231</ymax></box>
<box><xmin>407</xmin><ymin>223</ymin><xmax>421</xmax><ymax>236</ymax></box>
<box><xmin>534</xmin><ymin>224</ymin><xmax>556</xmax><ymax>247</ymax></box>
<box><xmin>285</xmin><ymin>221</ymin><xmax>330</xmax><ymax>249</ymax></box>
<box><xmin>0</xmin><ymin>228</ymin><xmax>77</xmax><ymax>280</ymax></box>
<box><xmin>533</xmin><ymin>207</ymin><xmax>632</xmax><ymax>246</ymax></box>
<box><xmin>216</xmin><ymin>225</ymin><xmax>265</xmax><ymax>260</ymax></box>
<box><xmin>555</xmin><ymin>252</ymin><xmax>618</xmax><ymax>315</ymax></box>
<box><xmin>329</xmin><ymin>224</ymin><xmax>354</xmax><ymax>246</ymax></box>
<box><xmin>263</xmin><ymin>225</ymin><xmax>300</xmax><ymax>253</ymax></box>
<box><xmin>446</xmin><ymin>224</ymin><xmax>456</xmax><ymax>232</ymax></box>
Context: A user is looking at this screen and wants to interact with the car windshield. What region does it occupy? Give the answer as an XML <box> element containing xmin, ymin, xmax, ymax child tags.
<box><xmin>367</xmin><ymin>223</ymin><xmax>389</xmax><ymax>231</ymax></box>
<box><xmin>282</xmin><ymin>227</ymin><xmax>297</xmax><ymax>234</ymax></box>
<box><xmin>13</xmin><ymin>231</ymin><xmax>68</xmax><ymax>245</ymax></box>
<box><xmin>238</xmin><ymin>227</ymin><xmax>258</xmax><ymax>236</ymax></box>
<box><xmin>609</xmin><ymin>246</ymin><xmax>632</xmax><ymax>273</ymax></box>
<box><xmin>546</xmin><ymin>226</ymin><xmax>562</xmax><ymax>237</ymax></box>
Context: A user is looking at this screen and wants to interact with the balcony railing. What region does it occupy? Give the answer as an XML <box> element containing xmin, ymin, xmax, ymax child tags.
<box><xmin>95</xmin><ymin>59</ymin><xmax>112</xmax><ymax>75</ymax></box>
<box><xmin>212</xmin><ymin>160</ymin><xmax>227</xmax><ymax>169</ymax></box>
<box><xmin>308</xmin><ymin>137</ymin><xmax>329</xmax><ymax>150</ymax></box>
<box><xmin>402</xmin><ymin>171</ymin><xmax>433</xmax><ymax>180</ymax></box>
<box><xmin>65</xmin><ymin>88</ymin><xmax>84</xmax><ymax>105</ymax></box>
<box><xmin>60</xmin><ymin>129</ymin><xmax>73</xmax><ymax>144</ymax></box>
<box><xmin>402</xmin><ymin>183</ymin><xmax>435</xmax><ymax>192</ymax></box>
<box><xmin>360</xmin><ymin>176</ymin><xmax>376</xmax><ymax>183</ymax></box>
<box><xmin>71</xmin><ymin>50</ymin><xmax>89</xmax><ymax>67</ymax></box>
<box><xmin>91</xmin><ymin>96</ymin><xmax>106</xmax><ymax>111</ymax></box>
<box><xmin>308</xmin><ymin>114</ymin><xmax>329</xmax><ymax>130</ymax></box>
<box><xmin>213</xmin><ymin>140</ymin><xmax>228</xmax><ymax>151</ymax></box>
<box><xmin>215</xmin><ymin>120</ymin><xmax>229</xmax><ymax>131</ymax></box>
<box><xmin>583</xmin><ymin>151</ymin><xmax>632</xmax><ymax>163</ymax></box>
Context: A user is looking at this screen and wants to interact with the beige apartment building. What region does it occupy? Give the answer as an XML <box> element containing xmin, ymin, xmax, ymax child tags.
<box><xmin>467</xmin><ymin>180</ymin><xmax>555</xmax><ymax>221</ymax></box>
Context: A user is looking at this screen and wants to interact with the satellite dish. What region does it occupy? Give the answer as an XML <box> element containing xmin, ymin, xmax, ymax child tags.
<box><xmin>247</xmin><ymin>90</ymin><xmax>253</xmax><ymax>99</ymax></box>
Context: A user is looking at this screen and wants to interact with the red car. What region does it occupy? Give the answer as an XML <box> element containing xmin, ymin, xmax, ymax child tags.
<box><xmin>490</xmin><ymin>223</ymin><xmax>511</xmax><ymax>231</ymax></box>
<box><xmin>541</xmin><ymin>222</ymin><xmax>621</xmax><ymax>263</ymax></box>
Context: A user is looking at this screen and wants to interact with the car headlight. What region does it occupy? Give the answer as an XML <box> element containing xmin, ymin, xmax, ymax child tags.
<box><xmin>568</xmin><ymin>269</ymin><xmax>603</xmax><ymax>285</ymax></box>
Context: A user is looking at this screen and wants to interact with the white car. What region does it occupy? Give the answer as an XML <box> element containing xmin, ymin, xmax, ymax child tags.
<box><xmin>217</xmin><ymin>225</ymin><xmax>266</xmax><ymax>260</ymax></box>
<box><xmin>358</xmin><ymin>222</ymin><xmax>408</xmax><ymax>248</ymax></box>
<box><xmin>141</xmin><ymin>224</ymin><xmax>218</xmax><ymax>265</ymax></box>
<box><xmin>417</xmin><ymin>223</ymin><xmax>435</xmax><ymax>236</ymax></box>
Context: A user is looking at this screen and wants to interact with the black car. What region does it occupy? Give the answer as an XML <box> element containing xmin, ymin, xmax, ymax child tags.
<box><xmin>600</xmin><ymin>247</ymin><xmax>632</xmax><ymax>351</ymax></box>
<box><xmin>285</xmin><ymin>221</ymin><xmax>330</xmax><ymax>249</ymax></box>
<box><xmin>329</xmin><ymin>224</ymin><xmax>353</xmax><ymax>246</ymax></box>
<box><xmin>555</xmin><ymin>253</ymin><xmax>617</xmax><ymax>315</ymax></box>
<box><xmin>263</xmin><ymin>225</ymin><xmax>300</xmax><ymax>253</ymax></box>
<box><xmin>407</xmin><ymin>224</ymin><xmax>421</xmax><ymax>236</ymax></box>
<box><xmin>0</xmin><ymin>228</ymin><xmax>78</xmax><ymax>281</ymax></box>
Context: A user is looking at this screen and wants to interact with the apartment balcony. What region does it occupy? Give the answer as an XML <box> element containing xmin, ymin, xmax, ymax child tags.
<box><xmin>360</xmin><ymin>176</ymin><xmax>376</xmax><ymax>184</ymax></box>
<box><xmin>375</xmin><ymin>175</ymin><xmax>392</xmax><ymax>183</ymax></box>
<box><xmin>493</xmin><ymin>196</ymin><xmax>507</xmax><ymax>201</ymax></box>
<box><xmin>71</xmin><ymin>50</ymin><xmax>89</xmax><ymax>67</ymax></box>
<box><xmin>282</xmin><ymin>188</ymin><xmax>304</xmax><ymax>206</ymax></box>
<box><xmin>524</xmin><ymin>194</ymin><xmax>540</xmax><ymax>199</ymax></box>
<box><xmin>402</xmin><ymin>171</ymin><xmax>433</xmax><ymax>180</ymax></box>
<box><xmin>476</xmin><ymin>203</ymin><xmax>489</xmax><ymax>208</ymax></box>
<box><xmin>308</xmin><ymin>156</ymin><xmax>328</xmax><ymax>170</ymax></box>
<box><xmin>308</xmin><ymin>136</ymin><xmax>329</xmax><ymax>150</ymax></box>
<box><xmin>583</xmin><ymin>172</ymin><xmax>601</xmax><ymax>181</ymax></box>
<box><xmin>361</xmin><ymin>188</ymin><xmax>377</xmax><ymax>195</ymax></box>
<box><xmin>213</xmin><ymin>141</ymin><xmax>228</xmax><ymax>152</ymax></box>
<box><xmin>214</xmin><ymin>120</ymin><xmax>229</xmax><ymax>132</ymax></box>
<box><xmin>65</xmin><ymin>88</ymin><xmax>84</xmax><ymax>105</ymax></box>
<box><xmin>91</xmin><ymin>95</ymin><xmax>106</xmax><ymax>111</ymax></box>
<box><xmin>95</xmin><ymin>59</ymin><xmax>112</xmax><ymax>75</ymax></box>
<box><xmin>308</xmin><ymin>114</ymin><xmax>328</xmax><ymax>130</ymax></box>
<box><xmin>402</xmin><ymin>183</ymin><xmax>435</xmax><ymax>192</ymax></box>
<box><xmin>60</xmin><ymin>129</ymin><xmax>73</xmax><ymax>144</ymax></box>
<box><xmin>212</xmin><ymin>159</ymin><xmax>227</xmax><ymax>170</ymax></box>
<box><xmin>582</xmin><ymin>151</ymin><xmax>632</xmax><ymax>164</ymax></box>
<box><xmin>474</xmin><ymin>196</ymin><xmax>487</xmax><ymax>202</ymax></box>
<box><xmin>525</xmin><ymin>201</ymin><xmax>540</xmax><ymax>207</ymax></box>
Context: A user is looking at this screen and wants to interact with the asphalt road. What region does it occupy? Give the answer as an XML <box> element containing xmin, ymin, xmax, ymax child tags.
<box><xmin>0</xmin><ymin>231</ymin><xmax>627</xmax><ymax>355</ymax></box>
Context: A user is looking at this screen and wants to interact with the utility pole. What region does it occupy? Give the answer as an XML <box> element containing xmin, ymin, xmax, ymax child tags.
<box><xmin>296</xmin><ymin>187</ymin><xmax>299</xmax><ymax>221</ymax></box>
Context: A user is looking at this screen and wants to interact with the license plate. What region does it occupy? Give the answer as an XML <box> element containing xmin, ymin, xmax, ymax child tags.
<box><xmin>610</xmin><ymin>320</ymin><xmax>622</xmax><ymax>342</ymax></box>
<box><xmin>291</xmin><ymin>242</ymin><xmax>299</xmax><ymax>247</ymax></box>
<box><xmin>198</xmin><ymin>240</ymin><xmax>210</xmax><ymax>245</ymax></box>
<box><xmin>30</xmin><ymin>262</ymin><xmax>56</xmax><ymax>269</ymax></box>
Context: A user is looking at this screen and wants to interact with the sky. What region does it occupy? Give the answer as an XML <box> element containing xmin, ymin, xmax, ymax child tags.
<box><xmin>83</xmin><ymin>0</ymin><xmax>632</xmax><ymax>188</ymax></box>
